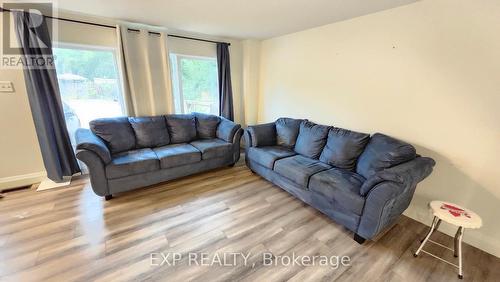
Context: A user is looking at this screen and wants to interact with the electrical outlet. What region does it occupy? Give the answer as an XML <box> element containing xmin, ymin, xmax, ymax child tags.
<box><xmin>0</xmin><ymin>81</ymin><xmax>14</xmax><ymax>93</ymax></box>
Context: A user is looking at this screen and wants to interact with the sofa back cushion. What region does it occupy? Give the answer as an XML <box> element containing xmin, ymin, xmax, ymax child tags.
<box><xmin>356</xmin><ymin>133</ymin><xmax>417</xmax><ymax>178</ymax></box>
<box><xmin>276</xmin><ymin>118</ymin><xmax>304</xmax><ymax>148</ymax></box>
<box><xmin>129</xmin><ymin>116</ymin><xmax>170</xmax><ymax>148</ymax></box>
<box><xmin>319</xmin><ymin>127</ymin><xmax>370</xmax><ymax>170</ymax></box>
<box><xmin>194</xmin><ymin>112</ymin><xmax>221</xmax><ymax>139</ymax></box>
<box><xmin>90</xmin><ymin>117</ymin><xmax>136</xmax><ymax>154</ymax></box>
<box><xmin>248</xmin><ymin>123</ymin><xmax>276</xmax><ymax>147</ymax></box>
<box><xmin>165</xmin><ymin>114</ymin><xmax>197</xmax><ymax>143</ymax></box>
<box><xmin>294</xmin><ymin>121</ymin><xmax>330</xmax><ymax>159</ymax></box>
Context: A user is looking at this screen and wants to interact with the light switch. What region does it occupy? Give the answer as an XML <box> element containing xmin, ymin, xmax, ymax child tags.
<box><xmin>0</xmin><ymin>81</ymin><xmax>14</xmax><ymax>93</ymax></box>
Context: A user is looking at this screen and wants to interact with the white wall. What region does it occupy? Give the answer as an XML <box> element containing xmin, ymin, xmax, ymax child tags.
<box><xmin>0</xmin><ymin>10</ymin><xmax>245</xmax><ymax>188</ymax></box>
<box><xmin>242</xmin><ymin>40</ymin><xmax>261</xmax><ymax>126</ymax></box>
<box><xmin>258</xmin><ymin>0</ymin><xmax>500</xmax><ymax>257</ymax></box>
<box><xmin>0</xmin><ymin>62</ymin><xmax>45</xmax><ymax>188</ymax></box>
<box><xmin>168</xmin><ymin>37</ymin><xmax>217</xmax><ymax>58</ymax></box>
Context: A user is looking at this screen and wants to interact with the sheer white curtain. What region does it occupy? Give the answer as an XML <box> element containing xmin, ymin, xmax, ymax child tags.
<box><xmin>116</xmin><ymin>24</ymin><xmax>174</xmax><ymax>116</ymax></box>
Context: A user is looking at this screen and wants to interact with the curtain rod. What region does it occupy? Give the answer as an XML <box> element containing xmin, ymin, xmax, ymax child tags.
<box><xmin>167</xmin><ymin>34</ymin><xmax>230</xmax><ymax>46</ymax></box>
<box><xmin>0</xmin><ymin>7</ymin><xmax>231</xmax><ymax>46</ymax></box>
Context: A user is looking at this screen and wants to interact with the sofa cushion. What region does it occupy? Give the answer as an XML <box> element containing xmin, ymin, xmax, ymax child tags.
<box><xmin>276</xmin><ymin>118</ymin><xmax>303</xmax><ymax>149</ymax></box>
<box><xmin>194</xmin><ymin>113</ymin><xmax>221</xmax><ymax>139</ymax></box>
<box><xmin>247</xmin><ymin>146</ymin><xmax>297</xmax><ymax>169</ymax></box>
<box><xmin>90</xmin><ymin>117</ymin><xmax>136</xmax><ymax>154</ymax></box>
<box><xmin>153</xmin><ymin>144</ymin><xmax>201</xmax><ymax>169</ymax></box>
<box><xmin>274</xmin><ymin>155</ymin><xmax>331</xmax><ymax>187</ymax></box>
<box><xmin>165</xmin><ymin>114</ymin><xmax>197</xmax><ymax>144</ymax></box>
<box><xmin>247</xmin><ymin>123</ymin><xmax>276</xmax><ymax>147</ymax></box>
<box><xmin>129</xmin><ymin>116</ymin><xmax>170</xmax><ymax>148</ymax></box>
<box><xmin>294</xmin><ymin>121</ymin><xmax>330</xmax><ymax>159</ymax></box>
<box><xmin>319</xmin><ymin>127</ymin><xmax>370</xmax><ymax>171</ymax></box>
<box><xmin>309</xmin><ymin>168</ymin><xmax>366</xmax><ymax>215</ymax></box>
<box><xmin>106</xmin><ymin>148</ymin><xmax>160</xmax><ymax>179</ymax></box>
<box><xmin>190</xmin><ymin>139</ymin><xmax>232</xmax><ymax>160</ymax></box>
<box><xmin>356</xmin><ymin>133</ymin><xmax>417</xmax><ymax>179</ymax></box>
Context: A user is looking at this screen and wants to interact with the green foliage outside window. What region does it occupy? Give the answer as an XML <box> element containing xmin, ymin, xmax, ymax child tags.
<box><xmin>180</xmin><ymin>58</ymin><xmax>218</xmax><ymax>102</ymax></box>
<box><xmin>54</xmin><ymin>48</ymin><xmax>118</xmax><ymax>79</ymax></box>
<box><xmin>53</xmin><ymin>47</ymin><xmax>121</xmax><ymax>101</ymax></box>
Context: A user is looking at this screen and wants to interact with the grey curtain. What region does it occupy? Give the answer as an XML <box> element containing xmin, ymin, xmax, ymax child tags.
<box><xmin>14</xmin><ymin>11</ymin><xmax>80</xmax><ymax>182</ymax></box>
<box><xmin>216</xmin><ymin>43</ymin><xmax>234</xmax><ymax>121</ymax></box>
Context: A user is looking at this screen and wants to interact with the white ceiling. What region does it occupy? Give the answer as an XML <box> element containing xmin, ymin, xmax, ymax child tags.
<box><xmin>57</xmin><ymin>0</ymin><xmax>419</xmax><ymax>39</ymax></box>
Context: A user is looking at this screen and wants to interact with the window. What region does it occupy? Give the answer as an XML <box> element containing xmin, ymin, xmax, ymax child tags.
<box><xmin>169</xmin><ymin>54</ymin><xmax>219</xmax><ymax>115</ymax></box>
<box><xmin>53</xmin><ymin>44</ymin><xmax>125</xmax><ymax>146</ymax></box>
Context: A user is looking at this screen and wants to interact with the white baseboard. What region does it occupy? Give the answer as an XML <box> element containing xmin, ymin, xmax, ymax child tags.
<box><xmin>0</xmin><ymin>171</ymin><xmax>46</xmax><ymax>190</ymax></box>
<box><xmin>36</xmin><ymin>178</ymin><xmax>71</xmax><ymax>191</ymax></box>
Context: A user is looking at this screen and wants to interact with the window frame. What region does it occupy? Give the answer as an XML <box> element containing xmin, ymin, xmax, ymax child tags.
<box><xmin>169</xmin><ymin>53</ymin><xmax>219</xmax><ymax>115</ymax></box>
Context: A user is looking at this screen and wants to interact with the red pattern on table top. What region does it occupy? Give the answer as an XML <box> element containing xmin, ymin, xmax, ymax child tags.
<box><xmin>440</xmin><ymin>203</ymin><xmax>471</xmax><ymax>218</ymax></box>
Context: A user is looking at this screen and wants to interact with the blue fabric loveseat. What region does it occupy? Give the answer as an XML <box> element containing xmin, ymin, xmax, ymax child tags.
<box><xmin>75</xmin><ymin>113</ymin><xmax>242</xmax><ymax>200</ymax></box>
<box><xmin>244</xmin><ymin>118</ymin><xmax>435</xmax><ymax>243</ymax></box>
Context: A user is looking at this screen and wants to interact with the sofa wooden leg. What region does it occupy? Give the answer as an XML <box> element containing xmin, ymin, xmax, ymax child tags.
<box><xmin>354</xmin><ymin>233</ymin><xmax>366</xmax><ymax>244</ymax></box>
<box><xmin>105</xmin><ymin>195</ymin><xmax>113</xmax><ymax>201</ymax></box>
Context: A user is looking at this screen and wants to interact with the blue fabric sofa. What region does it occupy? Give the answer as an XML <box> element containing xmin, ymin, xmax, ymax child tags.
<box><xmin>75</xmin><ymin>113</ymin><xmax>242</xmax><ymax>200</ymax></box>
<box><xmin>244</xmin><ymin>118</ymin><xmax>435</xmax><ymax>243</ymax></box>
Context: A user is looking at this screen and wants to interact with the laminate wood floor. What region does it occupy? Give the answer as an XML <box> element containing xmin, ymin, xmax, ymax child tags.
<box><xmin>0</xmin><ymin>159</ymin><xmax>499</xmax><ymax>281</ymax></box>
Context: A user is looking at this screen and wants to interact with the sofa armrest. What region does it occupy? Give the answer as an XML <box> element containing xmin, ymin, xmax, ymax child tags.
<box><xmin>231</xmin><ymin>128</ymin><xmax>244</xmax><ymax>164</ymax></box>
<box><xmin>75</xmin><ymin>128</ymin><xmax>112</xmax><ymax>164</ymax></box>
<box><xmin>217</xmin><ymin>117</ymin><xmax>242</xmax><ymax>143</ymax></box>
<box><xmin>232</xmin><ymin>128</ymin><xmax>244</xmax><ymax>144</ymax></box>
<box><xmin>75</xmin><ymin>149</ymin><xmax>109</xmax><ymax>197</ymax></box>
<box><xmin>360</xmin><ymin>157</ymin><xmax>436</xmax><ymax>196</ymax></box>
<box><xmin>356</xmin><ymin>157</ymin><xmax>435</xmax><ymax>239</ymax></box>
<box><xmin>245</xmin><ymin>122</ymin><xmax>276</xmax><ymax>147</ymax></box>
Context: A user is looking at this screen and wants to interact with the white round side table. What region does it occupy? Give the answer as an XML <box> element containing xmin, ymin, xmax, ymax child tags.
<box><xmin>414</xmin><ymin>201</ymin><xmax>482</xmax><ymax>279</ymax></box>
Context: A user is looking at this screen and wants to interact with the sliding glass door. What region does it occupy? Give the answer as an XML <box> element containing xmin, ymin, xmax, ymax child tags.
<box><xmin>53</xmin><ymin>43</ymin><xmax>125</xmax><ymax>146</ymax></box>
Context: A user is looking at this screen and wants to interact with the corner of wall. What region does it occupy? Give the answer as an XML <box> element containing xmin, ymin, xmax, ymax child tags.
<box><xmin>242</xmin><ymin>39</ymin><xmax>262</xmax><ymax>127</ymax></box>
